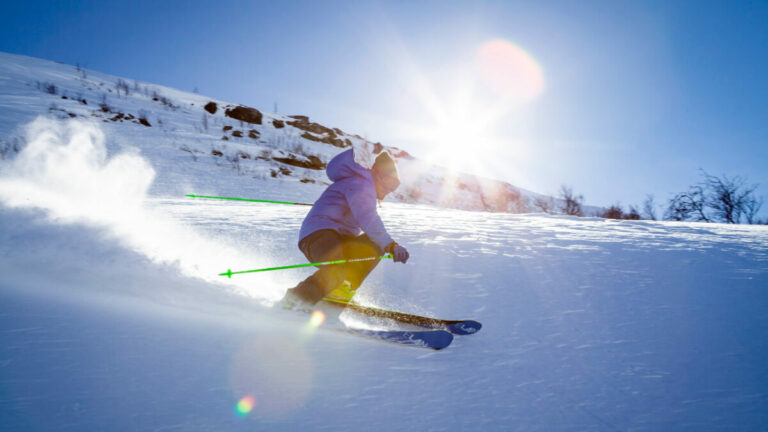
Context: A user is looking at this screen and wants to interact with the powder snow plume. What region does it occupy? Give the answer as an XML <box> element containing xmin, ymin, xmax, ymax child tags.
<box><xmin>0</xmin><ymin>117</ymin><xmax>279</xmax><ymax>301</ymax></box>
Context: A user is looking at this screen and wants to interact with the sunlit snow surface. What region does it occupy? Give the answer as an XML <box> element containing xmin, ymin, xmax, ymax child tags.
<box><xmin>0</xmin><ymin>51</ymin><xmax>767</xmax><ymax>430</ymax></box>
<box><xmin>1</xmin><ymin>198</ymin><xmax>767</xmax><ymax>431</ymax></box>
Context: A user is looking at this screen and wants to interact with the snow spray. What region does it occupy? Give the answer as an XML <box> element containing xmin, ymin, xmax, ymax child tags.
<box><xmin>0</xmin><ymin>117</ymin><xmax>278</xmax><ymax>300</ymax></box>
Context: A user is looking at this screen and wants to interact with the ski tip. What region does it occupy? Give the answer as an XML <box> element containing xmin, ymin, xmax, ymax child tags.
<box><xmin>448</xmin><ymin>320</ymin><xmax>482</xmax><ymax>335</ymax></box>
<box><xmin>430</xmin><ymin>330</ymin><xmax>454</xmax><ymax>350</ymax></box>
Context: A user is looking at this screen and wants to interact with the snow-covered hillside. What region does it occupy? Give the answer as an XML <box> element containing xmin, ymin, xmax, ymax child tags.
<box><xmin>0</xmin><ymin>51</ymin><xmax>540</xmax><ymax>213</ymax></box>
<box><xmin>1</xmin><ymin>52</ymin><xmax>768</xmax><ymax>431</ymax></box>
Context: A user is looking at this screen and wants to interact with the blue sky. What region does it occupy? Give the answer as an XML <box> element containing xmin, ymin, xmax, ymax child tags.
<box><xmin>1</xmin><ymin>0</ymin><xmax>767</xmax><ymax>213</ymax></box>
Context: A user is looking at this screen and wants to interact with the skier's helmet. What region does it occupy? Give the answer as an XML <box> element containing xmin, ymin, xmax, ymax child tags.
<box><xmin>372</xmin><ymin>151</ymin><xmax>400</xmax><ymax>192</ymax></box>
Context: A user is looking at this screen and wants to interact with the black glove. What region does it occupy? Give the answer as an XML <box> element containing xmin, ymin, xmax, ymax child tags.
<box><xmin>386</xmin><ymin>242</ymin><xmax>409</xmax><ymax>264</ymax></box>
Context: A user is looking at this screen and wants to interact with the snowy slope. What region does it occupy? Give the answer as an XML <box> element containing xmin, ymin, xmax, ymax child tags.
<box><xmin>0</xmin><ymin>51</ymin><xmax>540</xmax><ymax>213</ymax></box>
<box><xmin>1</xmin><ymin>52</ymin><xmax>768</xmax><ymax>431</ymax></box>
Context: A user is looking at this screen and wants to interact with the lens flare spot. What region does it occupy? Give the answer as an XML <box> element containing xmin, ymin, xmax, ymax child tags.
<box><xmin>236</xmin><ymin>395</ymin><xmax>256</xmax><ymax>416</ymax></box>
<box><xmin>229</xmin><ymin>337</ymin><xmax>313</xmax><ymax>419</ymax></box>
<box><xmin>476</xmin><ymin>39</ymin><xmax>545</xmax><ymax>102</ymax></box>
<box><xmin>309</xmin><ymin>310</ymin><xmax>326</xmax><ymax>327</ymax></box>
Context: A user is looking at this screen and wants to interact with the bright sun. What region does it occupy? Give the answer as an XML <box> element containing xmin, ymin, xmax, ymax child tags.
<box><xmin>393</xmin><ymin>39</ymin><xmax>545</xmax><ymax>175</ymax></box>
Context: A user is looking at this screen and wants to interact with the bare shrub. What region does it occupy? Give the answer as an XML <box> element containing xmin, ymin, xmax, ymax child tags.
<box><xmin>37</xmin><ymin>81</ymin><xmax>58</xmax><ymax>95</ymax></box>
<box><xmin>666</xmin><ymin>171</ymin><xmax>763</xmax><ymax>224</ymax></box>
<box><xmin>180</xmin><ymin>145</ymin><xmax>198</xmax><ymax>162</ymax></box>
<box><xmin>665</xmin><ymin>186</ymin><xmax>709</xmax><ymax>222</ymax></box>
<box><xmin>1</xmin><ymin>137</ymin><xmax>26</xmax><ymax>159</ymax></box>
<box><xmin>600</xmin><ymin>204</ymin><xmax>625</xmax><ymax>219</ymax></box>
<box><xmin>744</xmin><ymin>196</ymin><xmax>764</xmax><ymax>225</ymax></box>
<box><xmin>227</xmin><ymin>154</ymin><xmax>242</xmax><ymax>174</ymax></box>
<box><xmin>533</xmin><ymin>196</ymin><xmax>554</xmax><ymax>213</ymax></box>
<box><xmin>150</xmin><ymin>91</ymin><xmax>178</xmax><ymax>110</ymax></box>
<box><xmin>625</xmin><ymin>205</ymin><xmax>642</xmax><ymax>220</ymax></box>
<box><xmin>642</xmin><ymin>194</ymin><xmax>657</xmax><ymax>220</ymax></box>
<box><xmin>116</xmin><ymin>79</ymin><xmax>130</xmax><ymax>96</ymax></box>
<box><xmin>702</xmin><ymin>171</ymin><xmax>761</xmax><ymax>224</ymax></box>
<box><xmin>0</xmin><ymin>140</ymin><xmax>11</xmax><ymax>160</ymax></box>
<box><xmin>75</xmin><ymin>63</ymin><xmax>87</xmax><ymax>79</ymax></box>
<box><xmin>99</xmin><ymin>94</ymin><xmax>112</xmax><ymax>113</ymax></box>
<box><xmin>559</xmin><ymin>185</ymin><xmax>584</xmax><ymax>216</ymax></box>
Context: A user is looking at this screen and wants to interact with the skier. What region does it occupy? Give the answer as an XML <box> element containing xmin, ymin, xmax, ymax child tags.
<box><xmin>279</xmin><ymin>147</ymin><xmax>409</xmax><ymax>309</ymax></box>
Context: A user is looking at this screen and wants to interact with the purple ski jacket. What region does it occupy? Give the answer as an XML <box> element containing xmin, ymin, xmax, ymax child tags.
<box><xmin>299</xmin><ymin>149</ymin><xmax>395</xmax><ymax>250</ymax></box>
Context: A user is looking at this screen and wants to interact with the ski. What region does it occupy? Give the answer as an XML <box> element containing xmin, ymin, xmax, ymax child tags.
<box><xmin>321</xmin><ymin>297</ymin><xmax>482</xmax><ymax>335</ymax></box>
<box><xmin>275</xmin><ymin>300</ymin><xmax>454</xmax><ymax>349</ymax></box>
<box><xmin>345</xmin><ymin>327</ymin><xmax>453</xmax><ymax>350</ymax></box>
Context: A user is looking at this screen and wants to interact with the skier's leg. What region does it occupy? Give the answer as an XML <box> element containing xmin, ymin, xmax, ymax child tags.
<box><xmin>285</xmin><ymin>230</ymin><xmax>347</xmax><ymax>304</ymax></box>
<box><xmin>323</xmin><ymin>234</ymin><xmax>383</xmax><ymax>301</ymax></box>
<box><xmin>341</xmin><ymin>233</ymin><xmax>384</xmax><ymax>291</ymax></box>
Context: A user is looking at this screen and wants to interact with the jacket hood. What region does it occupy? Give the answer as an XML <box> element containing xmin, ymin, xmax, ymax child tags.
<box><xmin>327</xmin><ymin>149</ymin><xmax>372</xmax><ymax>183</ymax></box>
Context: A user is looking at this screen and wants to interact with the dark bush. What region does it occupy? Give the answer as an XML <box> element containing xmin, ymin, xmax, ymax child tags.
<box><xmin>600</xmin><ymin>205</ymin><xmax>625</xmax><ymax>219</ymax></box>
<box><xmin>39</xmin><ymin>82</ymin><xmax>57</xmax><ymax>95</ymax></box>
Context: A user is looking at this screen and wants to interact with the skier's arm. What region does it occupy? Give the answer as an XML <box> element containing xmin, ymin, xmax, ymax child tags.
<box><xmin>343</xmin><ymin>183</ymin><xmax>395</xmax><ymax>251</ymax></box>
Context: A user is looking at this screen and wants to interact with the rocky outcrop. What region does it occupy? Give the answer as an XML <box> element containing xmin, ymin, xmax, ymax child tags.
<box><xmin>272</xmin><ymin>154</ymin><xmax>325</xmax><ymax>170</ymax></box>
<box><xmin>225</xmin><ymin>106</ymin><xmax>262</xmax><ymax>124</ymax></box>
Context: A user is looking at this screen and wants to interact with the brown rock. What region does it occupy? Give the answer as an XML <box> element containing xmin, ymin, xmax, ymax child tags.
<box><xmin>225</xmin><ymin>106</ymin><xmax>263</xmax><ymax>124</ymax></box>
<box><xmin>273</xmin><ymin>154</ymin><xmax>325</xmax><ymax>170</ymax></box>
<box><xmin>204</xmin><ymin>102</ymin><xmax>217</xmax><ymax>114</ymax></box>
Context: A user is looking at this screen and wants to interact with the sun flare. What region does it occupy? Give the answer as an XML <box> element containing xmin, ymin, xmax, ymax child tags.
<box><xmin>476</xmin><ymin>39</ymin><xmax>545</xmax><ymax>102</ymax></box>
<box><xmin>390</xmin><ymin>38</ymin><xmax>544</xmax><ymax>175</ymax></box>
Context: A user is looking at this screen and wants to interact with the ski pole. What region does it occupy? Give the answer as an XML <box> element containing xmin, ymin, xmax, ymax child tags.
<box><xmin>186</xmin><ymin>194</ymin><xmax>313</xmax><ymax>206</ymax></box>
<box><xmin>219</xmin><ymin>254</ymin><xmax>393</xmax><ymax>278</ymax></box>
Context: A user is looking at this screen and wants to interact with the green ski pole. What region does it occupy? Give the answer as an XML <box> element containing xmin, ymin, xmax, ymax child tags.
<box><xmin>220</xmin><ymin>254</ymin><xmax>393</xmax><ymax>278</ymax></box>
<box><xmin>186</xmin><ymin>194</ymin><xmax>313</xmax><ymax>206</ymax></box>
